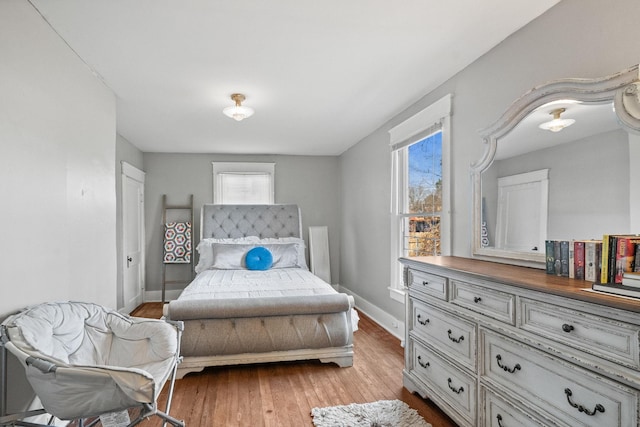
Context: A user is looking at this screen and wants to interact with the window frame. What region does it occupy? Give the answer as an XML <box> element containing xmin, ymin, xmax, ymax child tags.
<box><xmin>212</xmin><ymin>162</ymin><xmax>275</xmax><ymax>204</ymax></box>
<box><xmin>389</xmin><ymin>94</ymin><xmax>452</xmax><ymax>302</ymax></box>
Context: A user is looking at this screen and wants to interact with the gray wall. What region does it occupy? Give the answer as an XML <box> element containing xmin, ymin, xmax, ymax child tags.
<box><xmin>339</xmin><ymin>0</ymin><xmax>640</xmax><ymax>321</ymax></box>
<box><xmin>1</xmin><ymin>0</ymin><xmax>118</xmax><ymax>416</ymax></box>
<box><xmin>143</xmin><ymin>153</ymin><xmax>341</xmax><ymax>296</ymax></box>
<box><xmin>492</xmin><ymin>129</ymin><xmax>630</xmax><ymax>241</ymax></box>
<box><xmin>0</xmin><ymin>0</ymin><xmax>118</xmax><ymax>318</ymax></box>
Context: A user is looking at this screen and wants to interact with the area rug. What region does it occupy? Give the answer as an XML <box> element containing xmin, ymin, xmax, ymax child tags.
<box><xmin>311</xmin><ymin>399</ymin><xmax>432</xmax><ymax>427</ymax></box>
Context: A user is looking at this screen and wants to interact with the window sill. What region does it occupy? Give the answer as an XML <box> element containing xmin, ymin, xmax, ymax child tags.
<box><xmin>389</xmin><ymin>287</ymin><xmax>406</xmax><ymax>303</ymax></box>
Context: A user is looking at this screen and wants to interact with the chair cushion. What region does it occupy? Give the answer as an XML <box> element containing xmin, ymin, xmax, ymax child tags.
<box><xmin>4</xmin><ymin>301</ymin><xmax>181</xmax><ymax>419</ymax></box>
<box><xmin>8</xmin><ymin>302</ymin><xmax>178</xmax><ymax>371</ymax></box>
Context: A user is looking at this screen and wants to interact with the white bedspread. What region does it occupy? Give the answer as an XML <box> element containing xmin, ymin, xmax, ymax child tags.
<box><xmin>177</xmin><ymin>268</ymin><xmax>359</xmax><ymax>329</ymax></box>
<box><xmin>179</xmin><ymin>268</ymin><xmax>340</xmax><ymax>300</ymax></box>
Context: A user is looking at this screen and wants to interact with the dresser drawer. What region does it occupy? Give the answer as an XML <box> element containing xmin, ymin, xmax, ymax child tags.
<box><xmin>520</xmin><ymin>298</ymin><xmax>640</xmax><ymax>369</ymax></box>
<box><xmin>409</xmin><ymin>339</ymin><xmax>477</xmax><ymax>425</ymax></box>
<box><xmin>407</xmin><ymin>268</ymin><xmax>448</xmax><ymax>300</ymax></box>
<box><xmin>482</xmin><ymin>387</ymin><xmax>549</xmax><ymax>427</ymax></box>
<box><xmin>410</xmin><ymin>299</ymin><xmax>477</xmax><ymax>369</ymax></box>
<box><xmin>481</xmin><ymin>329</ymin><xmax>638</xmax><ymax>427</ymax></box>
<box><xmin>451</xmin><ymin>280</ymin><xmax>515</xmax><ymax>325</ymax></box>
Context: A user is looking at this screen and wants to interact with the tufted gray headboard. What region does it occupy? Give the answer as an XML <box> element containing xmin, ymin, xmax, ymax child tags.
<box><xmin>200</xmin><ymin>204</ymin><xmax>302</xmax><ymax>240</ymax></box>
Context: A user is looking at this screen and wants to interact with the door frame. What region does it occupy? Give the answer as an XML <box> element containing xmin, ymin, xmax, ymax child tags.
<box><xmin>121</xmin><ymin>161</ymin><xmax>146</xmax><ymax>313</ymax></box>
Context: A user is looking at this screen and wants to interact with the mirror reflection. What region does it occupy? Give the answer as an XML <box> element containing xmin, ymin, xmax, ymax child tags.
<box><xmin>472</xmin><ymin>65</ymin><xmax>640</xmax><ymax>265</ymax></box>
<box><xmin>481</xmin><ymin>100</ymin><xmax>631</xmax><ymax>253</ymax></box>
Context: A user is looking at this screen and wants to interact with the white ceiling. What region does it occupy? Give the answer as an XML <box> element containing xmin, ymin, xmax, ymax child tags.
<box><xmin>30</xmin><ymin>0</ymin><xmax>560</xmax><ymax>155</ymax></box>
<box><xmin>497</xmin><ymin>101</ymin><xmax>620</xmax><ymax>160</ymax></box>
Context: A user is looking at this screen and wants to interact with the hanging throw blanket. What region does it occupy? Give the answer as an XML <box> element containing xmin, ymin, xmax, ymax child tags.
<box><xmin>164</xmin><ymin>222</ymin><xmax>192</xmax><ymax>263</ymax></box>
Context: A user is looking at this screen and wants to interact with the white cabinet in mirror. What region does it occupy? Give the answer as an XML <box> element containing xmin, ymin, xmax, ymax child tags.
<box><xmin>472</xmin><ymin>65</ymin><xmax>640</xmax><ymax>266</ymax></box>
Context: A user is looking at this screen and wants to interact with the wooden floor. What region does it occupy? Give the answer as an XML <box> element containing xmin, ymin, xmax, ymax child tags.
<box><xmin>131</xmin><ymin>303</ymin><xmax>458</xmax><ymax>427</ymax></box>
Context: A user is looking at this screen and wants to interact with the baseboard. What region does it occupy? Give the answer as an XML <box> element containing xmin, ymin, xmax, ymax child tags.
<box><xmin>337</xmin><ymin>284</ymin><xmax>405</xmax><ymax>342</ymax></box>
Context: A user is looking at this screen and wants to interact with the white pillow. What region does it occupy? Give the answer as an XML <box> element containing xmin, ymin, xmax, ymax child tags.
<box><xmin>195</xmin><ymin>236</ymin><xmax>309</xmax><ymax>272</ymax></box>
<box><xmin>211</xmin><ymin>243</ymin><xmax>301</xmax><ymax>269</ymax></box>
<box><xmin>257</xmin><ymin>237</ymin><xmax>309</xmax><ymax>270</ymax></box>
<box><xmin>194</xmin><ymin>236</ymin><xmax>260</xmax><ymax>273</ymax></box>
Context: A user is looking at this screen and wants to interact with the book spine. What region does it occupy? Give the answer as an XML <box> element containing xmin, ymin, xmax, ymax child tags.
<box><xmin>560</xmin><ymin>240</ymin><xmax>570</xmax><ymax>277</ymax></box>
<box><xmin>585</xmin><ymin>241</ymin><xmax>601</xmax><ymax>282</ymax></box>
<box><xmin>600</xmin><ymin>235</ymin><xmax>609</xmax><ymax>284</ymax></box>
<box><xmin>631</xmin><ymin>240</ymin><xmax>640</xmax><ymax>274</ymax></box>
<box><xmin>569</xmin><ymin>240</ymin><xmax>575</xmax><ymax>279</ymax></box>
<box><xmin>609</xmin><ymin>236</ymin><xmax>618</xmax><ymax>283</ymax></box>
<box><xmin>635</xmin><ymin>243</ymin><xmax>640</xmax><ymax>272</ymax></box>
<box><xmin>553</xmin><ymin>241</ymin><xmax>562</xmax><ymax>276</ymax></box>
<box><xmin>614</xmin><ymin>237</ymin><xmax>636</xmax><ymax>283</ymax></box>
<box><xmin>595</xmin><ymin>241</ymin><xmax>602</xmax><ymax>283</ymax></box>
<box><xmin>585</xmin><ymin>241</ymin><xmax>595</xmax><ymax>282</ymax></box>
<box><xmin>545</xmin><ymin>240</ymin><xmax>555</xmax><ymax>275</ymax></box>
<box><xmin>574</xmin><ymin>240</ymin><xmax>585</xmax><ymax>280</ymax></box>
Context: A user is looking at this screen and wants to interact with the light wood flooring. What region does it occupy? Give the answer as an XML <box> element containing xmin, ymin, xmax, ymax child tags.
<box><xmin>131</xmin><ymin>303</ymin><xmax>457</xmax><ymax>427</ymax></box>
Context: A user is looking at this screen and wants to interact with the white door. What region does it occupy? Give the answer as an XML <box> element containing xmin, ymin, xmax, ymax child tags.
<box><xmin>122</xmin><ymin>162</ymin><xmax>145</xmax><ymax>313</ymax></box>
<box><xmin>495</xmin><ymin>169</ymin><xmax>548</xmax><ymax>253</ymax></box>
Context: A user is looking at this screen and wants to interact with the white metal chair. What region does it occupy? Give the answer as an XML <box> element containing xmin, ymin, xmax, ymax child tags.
<box><xmin>0</xmin><ymin>301</ymin><xmax>184</xmax><ymax>427</ymax></box>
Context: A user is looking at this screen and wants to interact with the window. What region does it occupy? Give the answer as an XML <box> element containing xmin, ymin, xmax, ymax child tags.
<box><xmin>404</xmin><ymin>131</ymin><xmax>443</xmax><ymax>255</ymax></box>
<box><xmin>389</xmin><ymin>94</ymin><xmax>451</xmax><ymax>301</ymax></box>
<box><xmin>212</xmin><ymin>162</ymin><xmax>275</xmax><ymax>204</ymax></box>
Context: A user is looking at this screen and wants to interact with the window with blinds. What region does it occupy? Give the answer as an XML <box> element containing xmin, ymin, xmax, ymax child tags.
<box><xmin>212</xmin><ymin>162</ymin><xmax>275</xmax><ymax>204</ymax></box>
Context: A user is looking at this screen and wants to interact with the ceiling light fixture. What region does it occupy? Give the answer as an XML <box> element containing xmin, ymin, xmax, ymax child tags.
<box><xmin>538</xmin><ymin>108</ymin><xmax>575</xmax><ymax>132</ymax></box>
<box><xmin>223</xmin><ymin>93</ymin><xmax>254</xmax><ymax>122</ymax></box>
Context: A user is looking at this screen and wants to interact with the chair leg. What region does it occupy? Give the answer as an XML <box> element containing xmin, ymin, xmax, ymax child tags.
<box><xmin>127</xmin><ymin>404</ymin><xmax>184</xmax><ymax>427</ymax></box>
<box><xmin>81</xmin><ymin>417</ymin><xmax>100</xmax><ymax>427</ymax></box>
<box><xmin>155</xmin><ymin>410</ymin><xmax>184</xmax><ymax>427</ymax></box>
<box><xmin>161</xmin><ymin>357</ymin><xmax>180</xmax><ymax>427</ymax></box>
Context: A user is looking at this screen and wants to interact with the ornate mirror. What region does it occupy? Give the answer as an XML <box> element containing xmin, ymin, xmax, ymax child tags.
<box><xmin>472</xmin><ymin>65</ymin><xmax>640</xmax><ymax>265</ymax></box>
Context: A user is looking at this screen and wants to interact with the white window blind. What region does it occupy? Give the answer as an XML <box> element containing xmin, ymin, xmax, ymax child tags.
<box><xmin>212</xmin><ymin>162</ymin><xmax>275</xmax><ymax>204</ymax></box>
<box><xmin>217</xmin><ymin>172</ymin><xmax>272</xmax><ymax>204</ymax></box>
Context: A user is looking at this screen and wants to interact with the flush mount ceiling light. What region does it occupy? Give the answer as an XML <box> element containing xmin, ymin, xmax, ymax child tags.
<box><xmin>223</xmin><ymin>93</ymin><xmax>254</xmax><ymax>122</ymax></box>
<box><xmin>538</xmin><ymin>107</ymin><xmax>575</xmax><ymax>132</ymax></box>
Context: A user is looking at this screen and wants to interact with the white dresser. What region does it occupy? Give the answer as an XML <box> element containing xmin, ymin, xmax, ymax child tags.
<box><xmin>400</xmin><ymin>256</ymin><xmax>640</xmax><ymax>427</ymax></box>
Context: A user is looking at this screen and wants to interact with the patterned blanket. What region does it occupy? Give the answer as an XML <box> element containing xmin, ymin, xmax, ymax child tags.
<box><xmin>164</xmin><ymin>222</ymin><xmax>192</xmax><ymax>263</ymax></box>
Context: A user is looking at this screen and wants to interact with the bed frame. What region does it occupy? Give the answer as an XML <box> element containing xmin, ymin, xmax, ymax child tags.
<box><xmin>166</xmin><ymin>204</ymin><xmax>355</xmax><ymax>378</ymax></box>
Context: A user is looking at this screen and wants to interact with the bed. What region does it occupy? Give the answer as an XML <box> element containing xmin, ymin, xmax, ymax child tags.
<box><xmin>164</xmin><ymin>204</ymin><xmax>358</xmax><ymax>378</ymax></box>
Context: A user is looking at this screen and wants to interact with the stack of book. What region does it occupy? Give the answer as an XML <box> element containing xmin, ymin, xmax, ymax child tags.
<box><xmin>546</xmin><ymin>235</ymin><xmax>640</xmax><ymax>298</ymax></box>
<box><xmin>589</xmin><ymin>234</ymin><xmax>640</xmax><ymax>298</ymax></box>
<box><xmin>598</xmin><ymin>234</ymin><xmax>640</xmax><ymax>284</ymax></box>
<box><xmin>545</xmin><ymin>239</ymin><xmax>602</xmax><ymax>281</ymax></box>
<box><xmin>593</xmin><ymin>272</ymin><xmax>640</xmax><ymax>298</ymax></box>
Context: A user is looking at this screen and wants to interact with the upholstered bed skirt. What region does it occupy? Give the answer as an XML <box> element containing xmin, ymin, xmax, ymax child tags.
<box><xmin>164</xmin><ymin>294</ymin><xmax>356</xmax><ymax>376</ymax></box>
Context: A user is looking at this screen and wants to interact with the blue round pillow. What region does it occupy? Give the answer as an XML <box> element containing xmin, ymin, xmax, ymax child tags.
<box><xmin>245</xmin><ymin>246</ymin><xmax>273</xmax><ymax>270</ymax></box>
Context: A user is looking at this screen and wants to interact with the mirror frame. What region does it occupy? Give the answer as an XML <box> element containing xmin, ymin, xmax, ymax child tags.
<box><xmin>471</xmin><ymin>64</ymin><xmax>640</xmax><ymax>265</ymax></box>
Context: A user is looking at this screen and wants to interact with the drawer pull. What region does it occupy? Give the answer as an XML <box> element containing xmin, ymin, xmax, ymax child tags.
<box><xmin>564</xmin><ymin>388</ymin><xmax>605</xmax><ymax>416</ymax></box>
<box><xmin>447</xmin><ymin>329</ymin><xmax>464</xmax><ymax>343</ymax></box>
<box><xmin>416</xmin><ymin>314</ymin><xmax>430</xmax><ymax>325</ymax></box>
<box><xmin>496</xmin><ymin>354</ymin><xmax>521</xmax><ymax>373</ymax></box>
<box><xmin>422</xmin><ymin>280</ymin><xmax>429</xmax><ymax>286</ymax></box>
<box><xmin>417</xmin><ymin>355</ymin><xmax>430</xmax><ymax>368</ymax></box>
<box><xmin>496</xmin><ymin>414</ymin><xmax>504</xmax><ymax>427</ymax></box>
<box><xmin>473</xmin><ymin>296</ymin><xmax>482</xmax><ymax>303</ymax></box>
<box><xmin>562</xmin><ymin>323</ymin><xmax>574</xmax><ymax>333</ymax></box>
<box><xmin>447</xmin><ymin>378</ymin><xmax>464</xmax><ymax>394</ymax></box>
